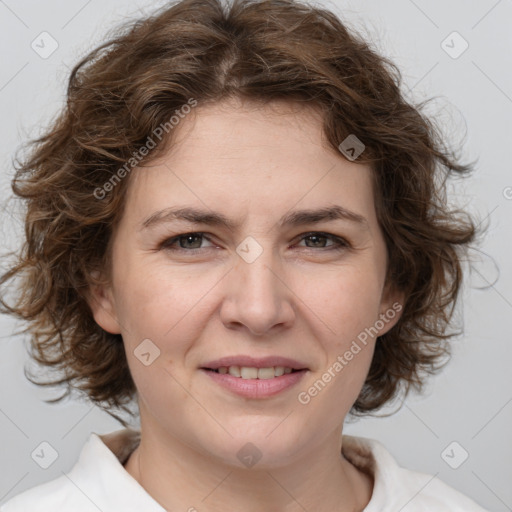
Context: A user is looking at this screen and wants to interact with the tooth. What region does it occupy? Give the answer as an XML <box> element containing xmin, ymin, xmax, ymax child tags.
<box><xmin>258</xmin><ymin>367</ymin><xmax>275</xmax><ymax>379</ymax></box>
<box><xmin>240</xmin><ymin>367</ymin><xmax>258</xmax><ymax>379</ymax></box>
<box><xmin>274</xmin><ymin>366</ymin><xmax>285</xmax><ymax>377</ymax></box>
<box><xmin>284</xmin><ymin>367</ymin><xmax>292</xmax><ymax>374</ymax></box>
<box><xmin>228</xmin><ymin>366</ymin><xmax>241</xmax><ymax>377</ymax></box>
<box><xmin>218</xmin><ymin>367</ymin><xmax>228</xmax><ymax>374</ymax></box>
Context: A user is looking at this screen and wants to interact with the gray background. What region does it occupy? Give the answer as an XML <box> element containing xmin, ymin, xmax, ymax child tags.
<box><xmin>0</xmin><ymin>0</ymin><xmax>511</xmax><ymax>510</ymax></box>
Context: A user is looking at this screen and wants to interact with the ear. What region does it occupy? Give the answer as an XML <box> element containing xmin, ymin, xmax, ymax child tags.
<box><xmin>86</xmin><ymin>270</ymin><xmax>122</xmax><ymax>335</ymax></box>
<box><xmin>376</xmin><ymin>280</ymin><xmax>405</xmax><ymax>337</ymax></box>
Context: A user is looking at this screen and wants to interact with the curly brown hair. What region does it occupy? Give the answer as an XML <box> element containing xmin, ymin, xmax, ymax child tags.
<box><xmin>0</xmin><ymin>0</ymin><xmax>481</xmax><ymax>425</ymax></box>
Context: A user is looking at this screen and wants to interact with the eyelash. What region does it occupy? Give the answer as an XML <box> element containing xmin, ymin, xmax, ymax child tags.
<box><xmin>158</xmin><ymin>231</ymin><xmax>350</xmax><ymax>253</ymax></box>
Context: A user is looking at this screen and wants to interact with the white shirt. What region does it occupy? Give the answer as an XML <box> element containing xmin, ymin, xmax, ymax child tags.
<box><xmin>1</xmin><ymin>428</ymin><xmax>488</xmax><ymax>511</ymax></box>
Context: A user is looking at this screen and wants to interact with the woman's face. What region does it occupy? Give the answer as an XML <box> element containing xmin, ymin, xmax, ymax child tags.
<box><xmin>90</xmin><ymin>99</ymin><xmax>402</xmax><ymax>467</ymax></box>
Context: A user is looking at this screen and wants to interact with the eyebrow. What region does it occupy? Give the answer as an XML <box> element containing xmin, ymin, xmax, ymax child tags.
<box><xmin>140</xmin><ymin>205</ymin><xmax>368</xmax><ymax>232</ymax></box>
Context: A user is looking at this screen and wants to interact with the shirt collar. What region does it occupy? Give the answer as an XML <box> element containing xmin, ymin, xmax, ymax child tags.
<box><xmin>67</xmin><ymin>428</ymin><xmax>165</xmax><ymax>511</ymax></box>
<box><xmin>71</xmin><ymin>429</ymin><xmax>388</xmax><ymax>511</ymax></box>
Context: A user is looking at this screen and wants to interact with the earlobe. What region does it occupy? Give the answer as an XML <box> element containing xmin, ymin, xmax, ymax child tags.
<box><xmin>377</xmin><ymin>286</ymin><xmax>405</xmax><ymax>337</ymax></box>
<box><xmin>86</xmin><ymin>272</ymin><xmax>122</xmax><ymax>335</ymax></box>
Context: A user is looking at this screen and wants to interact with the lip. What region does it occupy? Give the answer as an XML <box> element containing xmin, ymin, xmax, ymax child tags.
<box><xmin>201</xmin><ymin>368</ymin><xmax>308</xmax><ymax>399</ymax></box>
<box><xmin>201</xmin><ymin>355</ymin><xmax>309</xmax><ymax>371</ymax></box>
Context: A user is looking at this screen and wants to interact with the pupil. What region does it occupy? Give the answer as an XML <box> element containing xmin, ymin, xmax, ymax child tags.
<box><xmin>181</xmin><ymin>234</ymin><xmax>202</xmax><ymax>248</ymax></box>
<box><xmin>308</xmin><ymin>235</ymin><xmax>325</xmax><ymax>247</ymax></box>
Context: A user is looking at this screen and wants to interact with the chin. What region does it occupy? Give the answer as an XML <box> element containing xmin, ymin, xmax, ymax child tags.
<box><xmin>203</xmin><ymin>417</ymin><xmax>309</xmax><ymax>469</ymax></box>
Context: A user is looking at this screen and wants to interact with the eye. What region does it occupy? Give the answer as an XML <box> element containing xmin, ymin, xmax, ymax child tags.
<box><xmin>295</xmin><ymin>232</ymin><xmax>350</xmax><ymax>251</ymax></box>
<box><xmin>158</xmin><ymin>231</ymin><xmax>350</xmax><ymax>253</ymax></box>
<box><xmin>159</xmin><ymin>232</ymin><xmax>215</xmax><ymax>251</ymax></box>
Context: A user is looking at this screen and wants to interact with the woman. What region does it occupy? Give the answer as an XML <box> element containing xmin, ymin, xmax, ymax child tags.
<box><xmin>0</xmin><ymin>0</ymin><xmax>488</xmax><ymax>510</ymax></box>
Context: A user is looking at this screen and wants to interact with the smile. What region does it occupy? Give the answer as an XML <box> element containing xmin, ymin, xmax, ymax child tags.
<box><xmin>210</xmin><ymin>366</ymin><xmax>297</xmax><ymax>379</ymax></box>
<box><xmin>201</xmin><ymin>367</ymin><xmax>308</xmax><ymax>399</ymax></box>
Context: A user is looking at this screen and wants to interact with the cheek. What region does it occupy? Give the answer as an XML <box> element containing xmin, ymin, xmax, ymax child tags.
<box><xmin>307</xmin><ymin>268</ymin><xmax>384</xmax><ymax>336</ymax></box>
<box><xmin>113</xmin><ymin>258</ymin><xmax>213</xmax><ymax>341</ymax></box>
<box><xmin>298</xmin><ymin>282</ymin><xmax>379</xmax><ymax>422</ymax></box>
<box><xmin>300</xmin><ymin>269</ymin><xmax>382</xmax><ymax>402</ymax></box>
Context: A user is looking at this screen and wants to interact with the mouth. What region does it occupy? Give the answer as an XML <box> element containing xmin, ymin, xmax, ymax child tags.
<box><xmin>200</xmin><ymin>356</ymin><xmax>309</xmax><ymax>398</ymax></box>
<box><xmin>203</xmin><ymin>366</ymin><xmax>302</xmax><ymax>379</ymax></box>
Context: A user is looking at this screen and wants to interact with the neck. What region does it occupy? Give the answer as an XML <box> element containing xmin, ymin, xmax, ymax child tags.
<box><xmin>124</xmin><ymin>422</ymin><xmax>373</xmax><ymax>512</ymax></box>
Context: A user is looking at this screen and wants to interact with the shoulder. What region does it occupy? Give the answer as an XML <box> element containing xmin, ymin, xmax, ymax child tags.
<box><xmin>1</xmin><ymin>429</ymin><xmax>151</xmax><ymax>512</ymax></box>
<box><xmin>0</xmin><ymin>473</ymin><xmax>85</xmax><ymax>512</ymax></box>
<box><xmin>342</xmin><ymin>435</ymin><xmax>489</xmax><ymax>512</ymax></box>
<box><xmin>1</xmin><ymin>432</ymin><xmax>110</xmax><ymax>512</ymax></box>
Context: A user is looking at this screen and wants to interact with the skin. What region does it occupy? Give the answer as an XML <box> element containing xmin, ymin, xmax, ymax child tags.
<box><xmin>88</xmin><ymin>97</ymin><xmax>404</xmax><ymax>512</ymax></box>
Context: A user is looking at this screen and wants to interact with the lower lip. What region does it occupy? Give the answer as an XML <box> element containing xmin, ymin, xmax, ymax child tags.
<box><xmin>201</xmin><ymin>369</ymin><xmax>307</xmax><ymax>398</ymax></box>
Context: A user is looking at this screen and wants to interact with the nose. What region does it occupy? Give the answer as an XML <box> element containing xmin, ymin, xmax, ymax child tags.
<box><xmin>219</xmin><ymin>245</ymin><xmax>296</xmax><ymax>337</ymax></box>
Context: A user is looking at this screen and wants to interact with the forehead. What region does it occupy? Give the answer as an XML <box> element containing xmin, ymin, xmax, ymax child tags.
<box><xmin>146</xmin><ymin>98</ymin><xmax>335</xmax><ymax>171</ymax></box>
<box><xmin>125</xmin><ymin>98</ymin><xmax>376</xmax><ymax>226</ymax></box>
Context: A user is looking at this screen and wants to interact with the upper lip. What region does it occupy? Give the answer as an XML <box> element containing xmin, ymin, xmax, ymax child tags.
<box><xmin>201</xmin><ymin>355</ymin><xmax>309</xmax><ymax>370</ymax></box>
